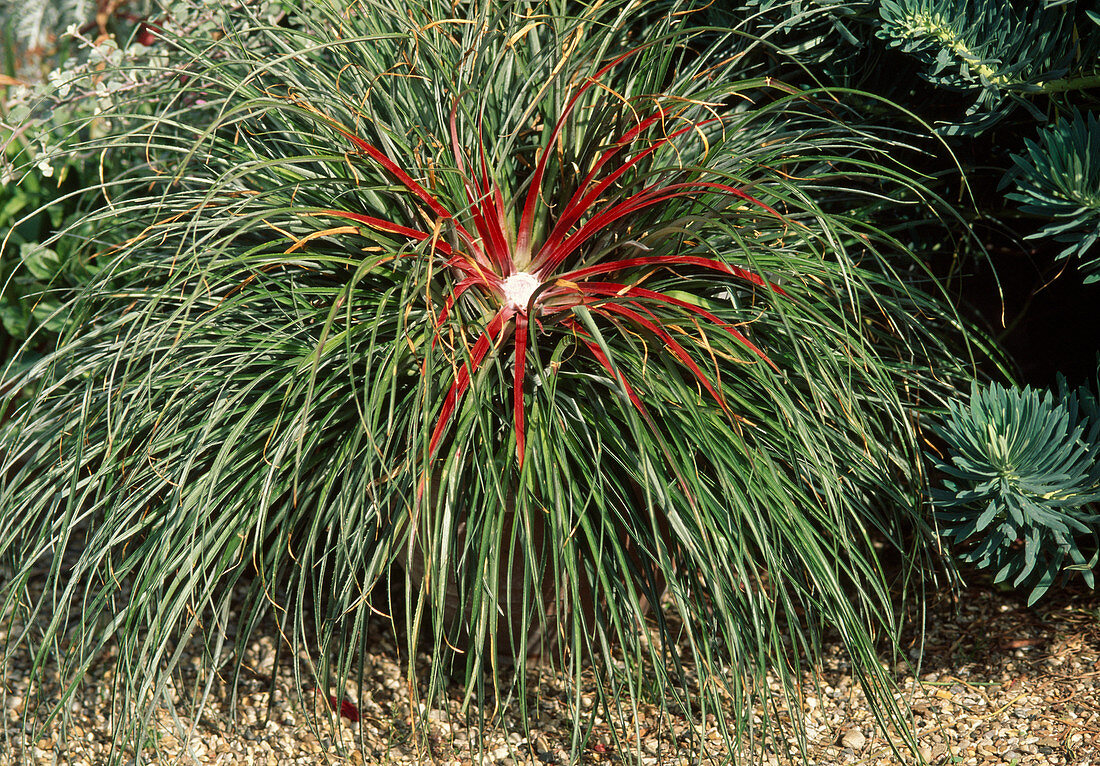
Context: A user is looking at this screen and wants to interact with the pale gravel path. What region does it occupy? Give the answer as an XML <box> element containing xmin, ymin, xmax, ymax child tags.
<box><xmin>2</xmin><ymin>579</ymin><xmax>1098</xmax><ymax>766</ymax></box>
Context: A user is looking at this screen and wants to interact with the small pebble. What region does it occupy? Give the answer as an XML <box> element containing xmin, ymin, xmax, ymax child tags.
<box><xmin>840</xmin><ymin>727</ymin><xmax>866</xmax><ymax>750</ymax></box>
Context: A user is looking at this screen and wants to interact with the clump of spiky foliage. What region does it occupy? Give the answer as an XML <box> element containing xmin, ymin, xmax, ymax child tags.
<box><xmin>931</xmin><ymin>379</ymin><xmax>1100</xmax><ymax>605</ymax></box>
<box><xmin>1006</xmin><ymin>109</ymin><xmax>1100</xmax><ymax>280</ymax></box>
<box><xmin>1</xmin><ymin>0</ymin><xmax>979</xmax><ymax>761</ymax></box>
<box><xmin>877</xmin><ymin>0</ymin><xmax>1100</xmax><ymax>134</ymax></box>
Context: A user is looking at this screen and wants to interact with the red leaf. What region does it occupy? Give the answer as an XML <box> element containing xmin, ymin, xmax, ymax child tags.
<box><xmin>555</xmin><ymin>255</ymin><xmax>786</xmax><ymax>296</ymax></box>
<box><xmin>317</xmin><ymin>115</ymin><xmax>488</xmax><ymax>264</ymax></box>
<box><xmin>428</xmin><ymin>307</ymin><xmax>516</xmax><ymax>458</ymax></box>
<box><xmin>595</xmin><ymin>301</ymin><xmax>730</xmax><ymax>413</ymax></box>
<box><xmin>566</xmin><ymin>107</ymin><xmax>671</xmax><ymax>201</ymax></box>
<box><xmin>515</xmin><ymin>47</ymin><xmax>644</xmax><ymax>261</ymax></box>
<box><xmin>513</xmin><ymin>313</ymin><xmax>529</xmax><ymax>467</ymax></box>
<box><xmin>540</xmin><ymin>112</ymin><xmax>720</xmax><ymax>258</ymax></box>
<box><xmin>537</xmin><ymin>181</ymin><xmax>782</xmax><ymax>275</ymax></box>
<box><xmin>308</xmin><ymin>686</ymin><xmax>361</xmax><ymax>723</ymax></box>
<box><xmin>561</xmin><ymin>317</ymin><xmax>645</xmax><ymax>414</ymax></box>
<box><xmin>476</xmin><ymin>125</ymin><xmax>513</xmax><ymax>272</ymax></box>
<box><xmin>434</xmin><ymin>275</ymin><xmax>484</xmax><ymax>329</ymax></box>
<box><xmin>317</xmin><ymin>209</ymin><xmax>455</xmax><ymax>256</ymax></box>
<box><xmin>334</xmin><ymin>128</ymin><xmax>452</xmax><ymax>221</ymax></box>
<box><xmin>327</xmin><ymin>694</ymin><xmax>361</xmax><ymax>723</ymax></box>
<box><xmin>448</xmin><ymin>104</ymin><xmax>507</xmax><ymax>272</ymax></box>
<box><xmin>569</xmin><ymin>282</ymin><xmax>779</xmax><ymax>372</ymax></box>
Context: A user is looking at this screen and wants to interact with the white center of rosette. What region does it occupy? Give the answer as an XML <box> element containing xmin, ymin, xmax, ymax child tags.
<box><xmin>502</xmin><ymin>272</ymin><xmax>540</xmax><ymax>309</ymax></box>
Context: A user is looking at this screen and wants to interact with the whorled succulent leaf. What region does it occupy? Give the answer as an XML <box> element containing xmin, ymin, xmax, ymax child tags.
<box><xmin>1005</xmin><ymin>110</ymin><xmax>1100</xmax><ymax>281</ymax></box>
<box><xmin>932</xmin><ymin>379</ymin><xmax>1100</xmax><ymax>605</ymax></box>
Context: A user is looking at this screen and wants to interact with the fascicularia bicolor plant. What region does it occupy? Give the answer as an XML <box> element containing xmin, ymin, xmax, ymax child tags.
<box><xmin>0</xmin><ymin>0</ymin><xmax>978</xmax><ymax>762</ymax></box>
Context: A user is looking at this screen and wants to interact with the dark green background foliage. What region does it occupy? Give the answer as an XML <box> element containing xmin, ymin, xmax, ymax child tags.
<box><xmin>700</xmin><ymin>0</ymin><xmax>1100</xmax><ymax>383</ymax></box>
<box><xmin>684</xmin><ymin>0</ymin><xmax>1100</xmax><ymax>597</ymax></box>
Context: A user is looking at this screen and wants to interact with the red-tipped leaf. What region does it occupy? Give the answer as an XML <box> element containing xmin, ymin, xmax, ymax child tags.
<box><xmin>536</xmin><ymin>115</ymin><xmax>724</xmax><ymax>265</ymax></box>
<box><xmin>562</xmin><ymin>281</ymin><xmax>779</xmax><ymax>372</ymax></box>
<box><xmin>428</xmin><ymin>306</ymin><xmax>515</xmax><ymax>458</ymax></box>
<box><xmin>594</xmin><ymin>301</ymin><xmax>731</xmax><ymax>414</ymax></box>
<box><xmin>555</xmin><ymin>255</ymin><xmax>786</xmax><ymax>296</ymax></box>
<box><xmin>318</xmin><ymin>209</ymin><xmax>456</xmax><ymax>256</ymax></box>
<box><xmin>515</xmin><ymin>47</ymin><xmax>644</xmax><ymax>261</ymax></box>
<box><xmin>560</xmin><ymin>317</ymin><xmax>646</xmax><ymax>414</ymax></box>
<box><xmin>512</xmin><ymin>313</ymin><xmax>529</xmax><ymax>467</ymax></box>
<box><xmin>537</xmin><ymin>180</ymin><xmax>783</xmax><ymax>275</ymax></box>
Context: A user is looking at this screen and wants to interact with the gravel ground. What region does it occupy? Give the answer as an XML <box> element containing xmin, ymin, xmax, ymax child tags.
<box><xmin>2</xmin><ymin>576</ymin><xmax>1098</xmax><ymax>766</ymax></box>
